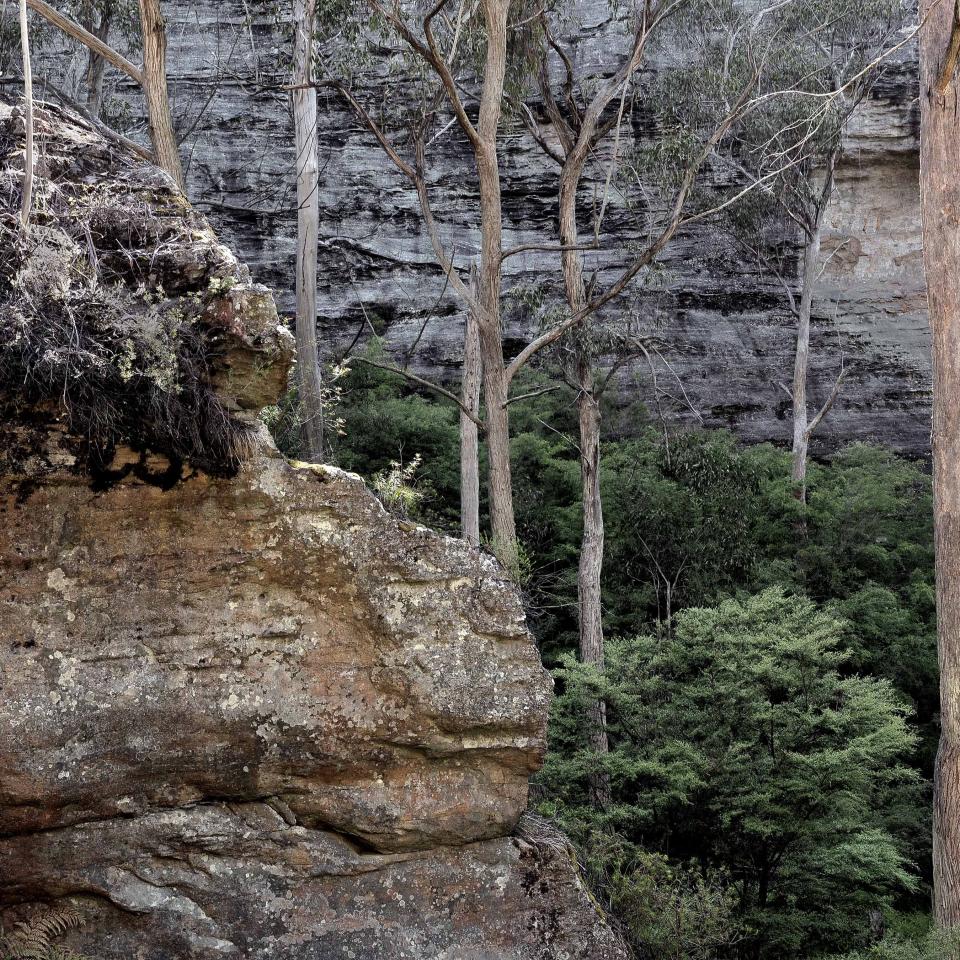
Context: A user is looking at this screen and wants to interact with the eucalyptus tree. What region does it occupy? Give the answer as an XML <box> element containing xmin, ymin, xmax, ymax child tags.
<box><xmin>18</xmin><ymin>0</ymin><xmax>183</xmax><ymax>187</ymax></box>
<box><xmin>517</xmin><ymin>0</ymin><xmax>776</xmax><ymax>798</ymax></box>
<box><xmin>71</xmin><ymin>0</ymin><xmax>140</xmax><ymax>116</ymax></box>
<box><xmin>291</xmin><ymin>0</ymin><xmax>325</xmax><ymax>461</ymax></box>
<box><xmin>17</xmin><ymin>0</ymin><xmax>32</xmax><ymax>231</ymax></box>
<box><xmin>920</xmin><ymin>0</ymin><xmax>960</xmax><ymax>930</ymax></box>
<box><xmin>717</xmin><ymin>0</ymin><xmax>904</xmax><ymax>503</ymax></box>
<box><xmin>313</xmin><ymin>0</ymin><xmax>755</xmax><ymax>575</ymax></box>
<box><xmin>304</xmin><ymin>0</ymin><xmax>545</xmax><ymax>569</ymax></box>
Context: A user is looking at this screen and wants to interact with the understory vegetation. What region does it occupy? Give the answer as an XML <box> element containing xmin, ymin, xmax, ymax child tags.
<box><xmin>266</xmin><ymin>359</ymin><xmax>938</xmax><ymax>960</ymax></box>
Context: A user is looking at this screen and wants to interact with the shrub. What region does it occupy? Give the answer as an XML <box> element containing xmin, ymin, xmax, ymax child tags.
<box><xmin>538</xmin><ymin>589</ymin><xmax>922</xmax><ymax>959</ymax></box>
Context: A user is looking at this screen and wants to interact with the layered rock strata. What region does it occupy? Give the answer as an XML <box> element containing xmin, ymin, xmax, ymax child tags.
<box><xmin>7</xmin><ymin>1</ymin><xmax>929</xmax><ymax>453</ymax></box>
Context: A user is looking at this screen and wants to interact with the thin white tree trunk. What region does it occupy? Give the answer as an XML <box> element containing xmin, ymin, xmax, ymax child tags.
<box><xmin>790</xmin><ymin>158</ymin><xmax>836</xmax><ymax>504</ymax></box>
<box><xmin>18</xmin><ymin>0</ymin><xmax>32</xmax><ymax>232</ymax></box>
<box><xmin>292</xmin><ymin>0</ymin><xmax>324</xmax><ymax>462</ymax></box>
<box><xmin>461</xmin><ymin>269</ymin><xmax>482</xmax><ymax>546</ymax></box>
<box><xmin>790</xmin><ymin>225</ymin><xmax>821</xmax><ymax>504</ymax></box>
<box><xmin>921</xmin><ymin>0</ymin><xmax>960</xmax><ymax>928</ymax></box>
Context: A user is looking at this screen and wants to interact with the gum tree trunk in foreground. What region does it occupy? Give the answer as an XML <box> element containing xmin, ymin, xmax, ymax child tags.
<box><xmin>921</xmin><ymin>0</ymin><xmax>960</xmax><ymax>928</ymax></box>
<box><xmin>292</xmin><ymin>0</ymin><xmax>325</xmax><ymax>462</ymax></box>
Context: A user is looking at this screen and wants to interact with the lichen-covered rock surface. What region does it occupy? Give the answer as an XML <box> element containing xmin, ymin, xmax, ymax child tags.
<box><xmin>0</xmin><ymin>100</ymin><xmax>626</xmax><ymax>959</ymax></box>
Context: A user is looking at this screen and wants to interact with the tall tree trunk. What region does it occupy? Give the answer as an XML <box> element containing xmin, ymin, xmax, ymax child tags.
<box><xmin>137</xmin><ymin>0</ymin><xmax>184</xmax><ymax>190</ymax></box>
<box><xmin>82</xmin><ymin>1</ymin><xmax>112</xmax><ymax>118</ymax></box>
<box><xmin>292</xmin><ymin>0</ymin><xmax>324</xmax><ymax>463</ymax></box>
<box><xmin>461</xmin><ymin>273</ymin><xmax>482</xmax><ymax>546</ymax></box>
<box><xmin>18</xmin><ymin>0</ymin><xmax>32</xmax><ymax>232</ymax></box>
<box><xmin>577</xmin><ymin>360</ymin><xmax>611</xmax><ymax>807</ymax></box>
<box><xmin>790</xmin><ymin>225</ymin><xmax>820</xmax><ymax>504</ymax></box>
<box><xmin>475</xmin><ymin>0</ymin><xmax>516</xmax><ymax>569</ymax></box>
<box><xmin>790</xmin><ymin>158</ymin><xmax>835</xmax><ymax>504</ymax></box>
<box><xmin>921</xmin><ymin>0</ymin><xmax>960</xmax><ymax>928</ymax></box>
<box><xmin>557</xmin><ymin>129</ymin><xmax>611</xmax><ymax>801</ymax></box>
<box><xmin>481</xmin><ymin>334</ymin><xmax>517</xmax><ymax>568</ymax></box>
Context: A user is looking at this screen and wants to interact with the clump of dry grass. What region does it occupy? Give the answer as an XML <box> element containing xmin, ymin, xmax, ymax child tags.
<box><xmin>0</xmin><ymin>98</ymin><xmax>256</xmax><ymax>476</ymax></box>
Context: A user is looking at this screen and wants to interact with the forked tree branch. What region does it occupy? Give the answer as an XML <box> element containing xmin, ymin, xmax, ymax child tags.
<box><xmin>505</xmin><ymin>74</ymin><xmax>757</xmax><ymax>383</ymax></box>
<box><xmin>365</xmin><ymin>0</ymin><xmax>481</xmax><ymax>151</ymax></box>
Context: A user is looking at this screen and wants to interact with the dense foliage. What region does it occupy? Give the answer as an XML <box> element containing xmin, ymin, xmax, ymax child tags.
<box><xmin>541</xmin><ymin>590</ymin><xmax>921</xmax><ymax>959</ymax></box>
<box><xmin>267</xmin><ymin>363</ymin><xmax>937</xmax><ymax>959</ymax></box>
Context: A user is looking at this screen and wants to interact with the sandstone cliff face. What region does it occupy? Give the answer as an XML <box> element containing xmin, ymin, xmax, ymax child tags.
<box><xmin>0</xmin><ymin>101</ymin><xmax>628</xmax><ymax>960</ymax></box>
<box><xmin>12</xmin><ymin>0</ymin><xmax>926</xmax><ymax>455</ymax></box>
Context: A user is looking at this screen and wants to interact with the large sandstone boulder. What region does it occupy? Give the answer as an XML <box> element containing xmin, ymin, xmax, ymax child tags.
<box><xmin>0</xmin><ymin>99</ymin><xmax>628</xmax><ymax>958</ymax></box>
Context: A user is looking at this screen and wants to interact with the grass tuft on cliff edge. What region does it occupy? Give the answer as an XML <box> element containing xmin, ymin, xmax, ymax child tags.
<box><xmin>0</xmin><ymin>97</ymin><xmax>261</xmax><ymax>477</ymax></box>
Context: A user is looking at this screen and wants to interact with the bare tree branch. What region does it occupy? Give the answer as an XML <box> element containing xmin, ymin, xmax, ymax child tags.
<box><xmin>505</xmin><ymin>384</ymin><xmax>562</xmax><ymax>406</ymax></box>
<box><xmin>806</xmin><ymin>362</ymin><xmax>847</xmax><ymax>436</ymax></box>
<box><xmin>349</xmin><ymin>356</ymin><xmax>486</xmax><ymax>428</ymax></box>
<box><xmin>505</xmin><ymin>74</ymin><xmax>756</xmax><ymax>383</ymax></box>
<box><xmin>365</xmin><ymin>0</ymin><xmax>481</xmax><ymax>151</ymax></box>
<box><xmin>33</xmin><ymin>74</ymin><xmax>154</xmax><ymax>161</ymax></box>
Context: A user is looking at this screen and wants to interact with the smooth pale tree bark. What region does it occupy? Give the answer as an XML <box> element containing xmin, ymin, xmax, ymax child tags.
<box><xmin>790</xmin><ymin>218</ymin><xmax>824</xmax><ymax>501</ymax></box>
<box><xmin>921</xmin><ymin>0</ymin><xmax>960</xmax><ymax>928</ymax></box>
<box><xmin>576</xmin><ymin>360</ymin><xmax>611</xmax><ymax>807</ymax></box>
<box><xmin>137</xmin><ymin>0</ymin><xmax>183</xmax><ymax>190</ymax></box>
<box><xmin>18</xmin><ymin>0</ymin><xmax>33</xmax><ymax>231</ymax></box>
<box><xmin>292</xmin><ymin>0</ymin><xmax>324</xmax><ymax>462</ymax></box>
<box><xmin>790</xmin><ymin>154</ymin><xmax>837</xmax><ymax>504</ymax></box>
<box><xmin>461</xmin><ymin>268</ymin><xmax>482</xmax><ymax>546</ymax></box>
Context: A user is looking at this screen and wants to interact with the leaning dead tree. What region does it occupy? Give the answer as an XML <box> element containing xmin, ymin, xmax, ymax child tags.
<box><xmin>24</xmin><ymin>0</ymin><xmax>184</xmax><ymax>190</ymax></box>
<box><xmin>922</xmin><ymin>0</ymin><xmax>960</xmax><ymax>930</ymax></box>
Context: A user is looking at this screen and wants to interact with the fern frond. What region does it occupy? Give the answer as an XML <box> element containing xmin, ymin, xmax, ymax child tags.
<box><xmin>0</xmin><ymin>905</ymin><xmax>85</xmax><ymax>960</ymax></box>
<box><xmin>45</xmin><ymin>948</ymin><xmax>91</xmax><ymax>960</ymax></box>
